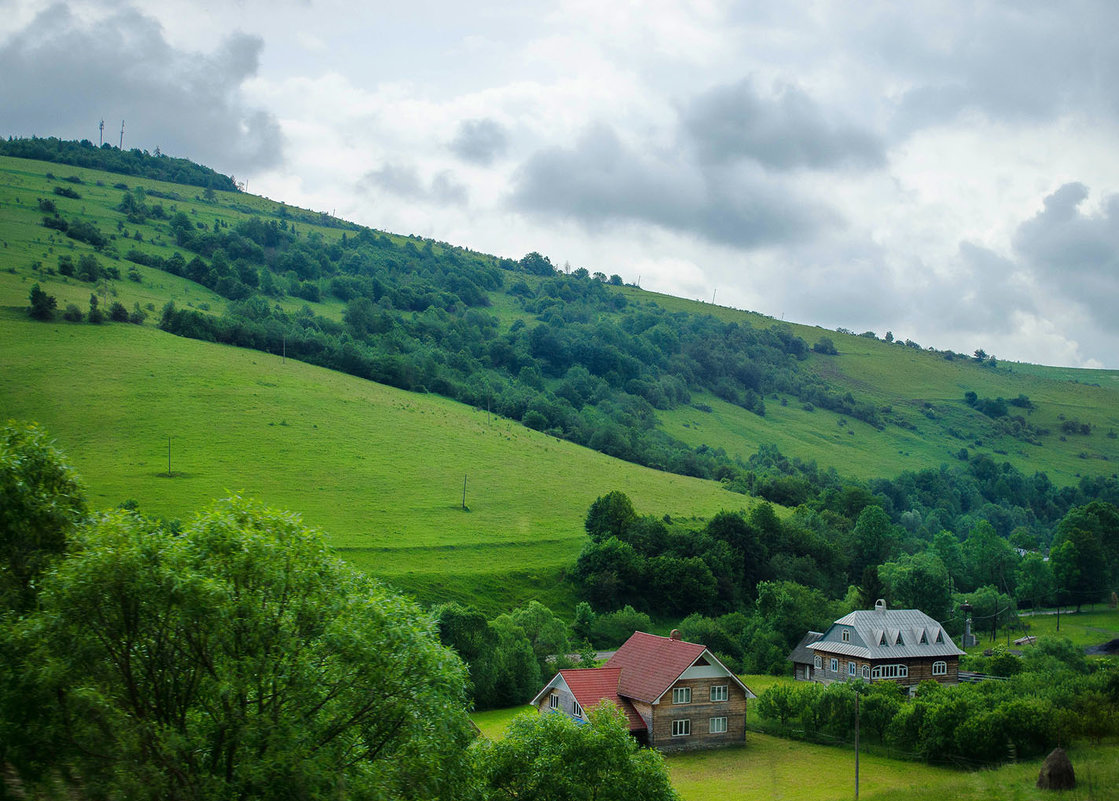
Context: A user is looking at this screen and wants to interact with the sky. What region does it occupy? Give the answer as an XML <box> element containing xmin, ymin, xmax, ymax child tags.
<box><xmin>4</xmin><ymin>1</ymin><xmax>1119</xmax><ymax>368</ymax></box>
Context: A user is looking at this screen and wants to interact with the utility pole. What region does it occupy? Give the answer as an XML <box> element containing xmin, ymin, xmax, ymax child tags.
<box><xmin>461</xmin><ymin>474</ymin><xmax>468</xmax><ymax>510</ymax></box>
<box><xmin>711</xmin><ymin>288</ymin><xmax>717</xmax><ymax>305</ymax></box>
<box><xmin>854</xmin><ymin>691</ymin><xmax>860</xmax><ymax>800</ymax></box>
<box><xmin>119</xmin><ymin>120</ymin><xmax>125</xmax><ymax>150</ymax></box>
<box><xmin>167</xmin><ymin>435</ymin><xmax>172</xmax><ymax>477</ymax></box>
<box><xmin>99</xmin><ymin>119</ymin><xmax>104</xmax><ymax>146</ymax></box>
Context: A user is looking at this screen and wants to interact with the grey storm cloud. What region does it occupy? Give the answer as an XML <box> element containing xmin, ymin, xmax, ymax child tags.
<box><xmin>449</xmin><ymin>118</ymin><xmax>509</xmax><ymax>165</ymax></box>
<box><xmin>0</xmin><ymin>4</ymin><xmax>282</xmax><ymax>173</ymax></box>
<box><xmin>884</xmin><ymin>2</ymin><xmax>1119</xmax><ymax>131</ymax></box>
<box><xmin>1013</xmin><ymin>182</ymin><xmax>1119</xmax><ymax>331</ymax></box>
<box><xmin>360</xmin><ymin>163</ymin><xmax>468</xmax><ymax>206</ymax></box>
<box><xmin>509</xmin><ymin>124</ymin><xmax>836</xmax><ymax>249</ymax></box>
<box><xmin>681</xmin><ymin>78</ymin><xmax>885</xmax><ymax>170</ymax></box>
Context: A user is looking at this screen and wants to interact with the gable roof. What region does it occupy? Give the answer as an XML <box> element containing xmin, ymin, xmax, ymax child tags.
<box><xmin>787</xmin><ymin>630</ymin><xmax>824</xmax><ymax>664</ymax></box>
<box><xmin>808</xmin><ymin>603</ymin><xmax>963</xmax><ymax>660</ymax></box>
<box><xmin>530</xmin><ymin>668</ymin><xmax>645</xmax><ymax>731</ymax></box>
<box><xmin>606</xmin><ymin>631</ymin><xmax>752</xmax><ymax>703</ymax></box>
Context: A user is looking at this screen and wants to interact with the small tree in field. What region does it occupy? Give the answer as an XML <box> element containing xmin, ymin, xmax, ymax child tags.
<box><xmin>27</xmin><ymin>283</ymin><xmax>57</xmax><ymax>320</ymax></box>
<box><xmin>472</xmin><ymin>704</ymin><xmax>678</xmax><ymax>801</ymax></box>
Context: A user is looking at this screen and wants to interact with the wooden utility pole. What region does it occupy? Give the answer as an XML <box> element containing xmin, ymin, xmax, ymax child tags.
<box><xmin>854</xmin><ymin>691</ymin><xmax>860</xmax><ymax>800</ymax></box>
<box><xmin>167</xmin><ymin>435</ymin><xmax>172</xmax><ymax>477</ymax></box>
<box><xmin>461</xmin><ymin>474</ymin><xmax>468</xmax><ymax>510</ymax></box>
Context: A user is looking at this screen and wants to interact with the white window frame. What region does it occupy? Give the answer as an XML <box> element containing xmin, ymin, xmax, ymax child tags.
<box><xmin>932</xmin><ymin>661</ymin><xmax>948</xmax><ymax>676</ymax></box>
<box><xmin>572</xmin><ymin>699</ymin><xmax>583</xmax><ymax>718</ymax></box>
<box><xmin>709</xmin><ymin>716</ymin><xmax>727</xmax><ymax>734</ymax></box>
<box><xmin>848</xmin><ymin>661</ymin><xmax>857</xmax><ymax>676</ymax></box>
<box><xmin>842</xmin><ymin>629</ymin><xmax>850</xmax><ymax>642</ymax></box>
<box><xmin>549</xmin><ymin>693</ymin><xmax>559</xmax><ymax>710</ymax></box>
<box><xmin>870</xmin><ymin>664</ymin><xmax>909</xmax><ymax>679</ymax></box>
<box><xmin>862</xmin><ymin>665</ymin><xmax>870</xmax><ymax>679</ymax></box>
<box><xmin>829</xmin><ymin>658</ymin><xmax>839</xmax><ymax>673</ymax></box>
<box><xmin>710</xmin><ymin>685</ymin><xmax>728</xmax><ymax>702</ymax></box>
<box><xmin>672</xmin><ymin>687</ymin><xmax>692</xmax><ymax>704</ymax></box>
<box><xmin>813</xmin><ymin>655</ymin><xmax>822</xmax><ymax>669</ymax></box>
<box><xmin>672</xmin><ymin>719</ymin><xmax>691</xmax><ymax>737</ymax></box>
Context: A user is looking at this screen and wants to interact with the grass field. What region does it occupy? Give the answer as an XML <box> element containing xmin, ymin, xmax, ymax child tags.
<box><xmin>471</xmin><ymin>704</ymin><xmax>1119</xmax><ymax>801</ymax></box>
<box><xmin>0</xmin><ymin>311</ymin><xmax>754</xmax><ymax>613</ymax></box>
<box><xmin>5</xmin><ymin>153</ymin><xmax>1119</xmax><ymax>611</ymax></box>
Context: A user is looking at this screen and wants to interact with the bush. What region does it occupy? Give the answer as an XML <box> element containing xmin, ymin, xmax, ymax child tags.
<box><xmin>62</xmin><ymin>303</ymin><xmax>83</xmax><ymax>322</ymax></box>
<box><xmin>108</xmin><ymin>301</ymin><xmax>129</xmax><ymax>322</ymax></box>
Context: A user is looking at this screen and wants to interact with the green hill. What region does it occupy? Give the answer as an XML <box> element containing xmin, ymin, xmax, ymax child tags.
<box><xmin>3</xmin><ymin>145</ymin><xmax>1119</xmax><ymax>610</ymax></box>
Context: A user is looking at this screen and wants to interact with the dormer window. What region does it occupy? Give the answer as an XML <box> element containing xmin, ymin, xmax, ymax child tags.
<box><xmin>879</xmin><ymin>632</ymin><xmax>888</xmax><ymax>646</ymax></box>
<box><xmin>842</xmin><ymin>629</ymin><xmax>850</xmax><ymax>643</ymax></box>
<box><xmin>920</xmin><ymin>630</ymin><xmax>928</xmax><ymax>644</ymax></box>
<box><xmin>935</xmin><ymin>630</ymin><xmax>944</xmax><ymax>644</ymax></box>
<box><xmin>895</xmin><ymin>632</ymin><xmax>904</xmax><ymax>646</ymax></box>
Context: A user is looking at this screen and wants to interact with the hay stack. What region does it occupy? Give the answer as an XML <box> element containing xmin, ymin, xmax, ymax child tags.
<box><xmin>1037</xmin><ymin>747</ymin><xmax>1075</xmax><ymax>790</ymax></box>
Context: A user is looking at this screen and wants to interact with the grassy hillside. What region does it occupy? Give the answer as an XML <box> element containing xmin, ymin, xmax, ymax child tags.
<box><xmin>0</xmin><ymin>309</ymin><xmax>746</xmax><ymax>612</ymax></box>
<box><xmin>3</xmin><ymin>149</ymin><xmax>1119</xmax><ymax>610</ymax></box>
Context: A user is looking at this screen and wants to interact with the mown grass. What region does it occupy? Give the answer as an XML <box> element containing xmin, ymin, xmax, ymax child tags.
<box><xmin>1003</xmin><ymin>607</ymin><xmax>1119</xmax><ymax>650</ymax></box>
<box><xmin>470</xmin><ymin>701</ymin><xmax>1119</xmax><ymax>801</ymax></box>
<box><xmin>0</xmin><ymin>313</ymin><xmax>752</xmax><ymax>612</ymax></box>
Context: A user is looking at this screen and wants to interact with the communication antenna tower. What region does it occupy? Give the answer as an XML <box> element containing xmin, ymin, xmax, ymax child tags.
<box><xmin>119</xmin><ymin>120</ymin><xmax>125</xmax><ymax>150</ymax></box>
<box><xmin>99</xmin><ymin>119</ymin><xmax>104</xmax><ymax>146</ymax></box>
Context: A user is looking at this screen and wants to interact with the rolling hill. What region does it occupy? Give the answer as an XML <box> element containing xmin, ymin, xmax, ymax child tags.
<box><xmin>2</xmin><ymin>143</ymin><xmax>1118</xmax><ymax>610</ymax></box>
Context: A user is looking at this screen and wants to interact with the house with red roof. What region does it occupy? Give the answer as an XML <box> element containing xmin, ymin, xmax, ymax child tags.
<box><xmin>531</xmin><ymin>630</ymin><xmax>755</xmax><ymax>751</ymax></box>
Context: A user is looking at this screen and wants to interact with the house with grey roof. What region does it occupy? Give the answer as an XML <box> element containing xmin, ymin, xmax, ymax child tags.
<box><xmin>796</xmin><ymin>600</ymin><xmax>964</xmax><ymax>687</ymax></box>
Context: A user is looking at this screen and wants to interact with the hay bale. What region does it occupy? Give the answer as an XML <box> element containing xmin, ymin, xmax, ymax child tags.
<box><xmin>1037</xmin><ymin>747</ymin><xmax>1076</xmax><ymax>790</ymax></box>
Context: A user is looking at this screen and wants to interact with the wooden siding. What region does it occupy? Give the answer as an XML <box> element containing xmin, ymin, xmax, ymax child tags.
<box><xmin>811</xmin><ymin>648</ymin><xmax>960</xmax><ymax>687</ymax></box>
<box><xmin>649</xmin><ymin>677</ymin><xmax>746</xmax><ymax>752</ymax></box>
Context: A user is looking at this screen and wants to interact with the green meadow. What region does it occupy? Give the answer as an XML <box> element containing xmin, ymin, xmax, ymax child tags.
<box><xmin>0</xmin><ymin>311</ymin><xmax>748</xmax><ymax>612</ymax></box>
<box><xmin>472</xmin><ymin>705</ymin><xmax>1119</xmax><ymax>801</ymax></box>
<box><xmin>4</xmin><ymin>151</ymin><xmax>1119</xmax><ymax>611</ymax></box>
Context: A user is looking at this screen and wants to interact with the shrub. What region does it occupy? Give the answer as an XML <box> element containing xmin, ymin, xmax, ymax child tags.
<box><xmin>62</xmin><ymin>303</ymin><xmax>83</xmax><ymax>322</ymax></box>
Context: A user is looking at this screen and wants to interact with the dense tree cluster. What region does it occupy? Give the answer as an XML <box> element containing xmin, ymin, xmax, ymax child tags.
<box><xmin>755</xmin><ymin>641</ymin><xmax>1119</xmax><ymax>765</ymax></box>
<box><xmin>0</xmin><ymin>136</ymin><xmax>237</xmax><ymax>190</ymax></box>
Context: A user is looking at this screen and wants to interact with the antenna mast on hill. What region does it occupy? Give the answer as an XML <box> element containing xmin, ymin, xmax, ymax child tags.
<box><xmin>119</xmin><ymin>120</ymin><xmax>125</xmax><ymax>150</ymax></box>
<box><xmin>99</xmin><ymin>119</ymin><xmax>104</xmax><ymax>146</ymax></box>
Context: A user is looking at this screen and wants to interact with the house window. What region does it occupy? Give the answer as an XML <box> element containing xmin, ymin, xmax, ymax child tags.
<box><xmin>710</xmin><ymin>717</ymin><xmax>727</xmax><ymax>734</ymax></box>
<box><xmin>572</xmin><ymin>699</ymin><xmax>583</xmax><ymax>718</ymax></box>
<box><xmin>848</xmin><ymin>661</ymin><xmax>857</xmax><ymax>676</ymax></box>
<box><xmin>932</xmin><ymin>661</ymin><xmax>947</xmax><ymax>676</ymax></box>
<box><xmin>549</xmin><ymin>694</ymin><xmax>559</xmax><ymax>710</ymax></box>
<box><xmin>829</xmin><ymin>658</ymin><xmax>839</xmax><ymax>673</ymax></box>
<box><xmin>842</xmin><ymin>629</ymin><xmax>850</xmax><ymax>642</ymax></box>
<box><xmin>862</xmin><ymin>665</ymin><xmax>870</xmax><ymax>679</ymax></box>
<box><xmin>935</xmin><ymin>630</ymin><xmax>944</xmax><ymax>644</ymax></box>
<box><xmin>895</xmin><ymin>632</ymin><xmax>904</xmax><ymax>646</ymax></box>
<box><xmin>871</xmin><ymin>664</ymin><xmax>909</xmax><ymax>679</ymax></box>
<box><xmin>710</xmin><ymin>685</ymin><xmax>728</xmax><ymax>702</ymax></box>
<box><xmin>920</xmin><ymin>630</ymin><xmax>929</xmax><ymax>644</ymax></box>
<box><xmin>672</xmin><ymin>719</ymin><xmax>691</xmax><ymax>737</ymax></box>
<box><xmin>813</xmin><ymin>655</ymin><xmax>822</xmax><ymax>669</ymax></box>
<box><xmin>879</xmin><ymin>633</ymin><xmax>888</xmax><ymax>646</ymax></box>
<box><xmin>673</xmin><ymin>687</ymin><xmax>692</xmax><ymax>704</ymax></box>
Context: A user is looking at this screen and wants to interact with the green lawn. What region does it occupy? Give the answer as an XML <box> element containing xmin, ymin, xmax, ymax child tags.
<box><xmin>0</xmin><ymin>313</ymin><xmax>753</xmax><ymax>613</ymax></box>
<box><xmin>471</xmin><ymin>702</ymin><xmax>1119</xmax><ymax>801</ymax></box>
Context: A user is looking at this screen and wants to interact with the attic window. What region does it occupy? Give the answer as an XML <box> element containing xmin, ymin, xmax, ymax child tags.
<box><xmin>842</xmin><ymin>630</ymin><xmax>850</xmax><ymax>643</ymax></box>
<box><xmin>895</xmin><ymin>632</ymin><xmax>904</xmax><ymax>646</ymax></box>
<box><xmin>549</xmin><ymin>694</ymin><xmax>559</xmax><ymax>710</ymax></box>
<box><xmin>694</xmin><ymin>656</ymin><xmax>710</xmax><ymax>666</ymax></box>
<box><xmin>935</xmin><ymin>630</ymin><xmax>944</xmax><ymax>643</ymax></box>
<box><xmin>572</xmin><ymin>699</ymin><xmax>584</xmax><ymax>718</ymax></box>
<box><xmin>879</xmin><ymin>633</ymin><xmax>888</xmax><ymax>646</ymax></box>
<box><xmin>920</xmin><ymin>630</ymin><xmax>928</xmax><ymax>644</ymax></box>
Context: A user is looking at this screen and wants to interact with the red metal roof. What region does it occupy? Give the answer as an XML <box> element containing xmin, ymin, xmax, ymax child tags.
<box><xmin>606</xmin><ymin>631</ymin><xmax>708</xmax><ymax>704</ymax></box>
<box><xmin>558</xmin><ymin>668</ymin><xmax>646</xmax><ymax>731</ymax></box>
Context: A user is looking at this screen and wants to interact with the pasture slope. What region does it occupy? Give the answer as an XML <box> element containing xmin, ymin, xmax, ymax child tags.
<box><xmin>0</xmin><ymin>310</ymin><xmax>742</xmax><ymax>612</ymax></box>
<box><xmin>3</xmin><ymin>150</ymin><xmax>1119</xmax><ymax>611</ymax></box>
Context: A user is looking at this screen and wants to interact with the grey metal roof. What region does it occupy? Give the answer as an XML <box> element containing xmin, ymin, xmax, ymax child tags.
<box><xmin>787</xmin><ymin>631</ymin><xmax>823</xmax><ymax>664</ymax></box>
<box><xmin>808</xmin><ymin>604</ymin><xmax>963</xmax><ymax>660</ymax></box>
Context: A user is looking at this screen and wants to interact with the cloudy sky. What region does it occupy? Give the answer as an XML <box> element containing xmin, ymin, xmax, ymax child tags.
<box><xmin>4</xmin><ymin>1</ymin><xmax>1119</xmax><ymax>368</ymax></box>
